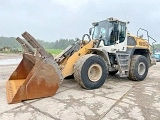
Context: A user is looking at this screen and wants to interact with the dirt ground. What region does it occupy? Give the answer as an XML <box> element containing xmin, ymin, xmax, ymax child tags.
<box><xmin>0</xmin><ymin>53</ymin><xmax>22</xmax><ymax>59</ymax></box>
<box><xmin>0</xmin><ymin>53</ymin><xmax>160</xmax><ymax>120</ymax></box>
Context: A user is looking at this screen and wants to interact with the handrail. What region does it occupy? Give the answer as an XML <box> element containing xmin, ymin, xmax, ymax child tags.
<box><xmin>148</xmin><ymin>35</ymin><xmax>157</xmax><ymax>54</ymax></box>
<box><xmin>137</xmin><ymin>28</ymin><xmax>157</xmax><ymax>54</ymax></box>
<box><xmin>137</xmin><ymin>28</ymin><xmax>149</xmax><ymax>42</ymax></box>
<box><xmin>148</xmin><ymin>35</ymin><xmax>157</xmax><ymax>44</ymax></box>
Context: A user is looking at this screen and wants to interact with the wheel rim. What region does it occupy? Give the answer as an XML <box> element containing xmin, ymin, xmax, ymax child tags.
<box><xmin>88</xmin><ymin>64</ymin><xmax>102</xmax><ymax>82</ymax></box>
<box><xmin>138</xmin><ymin>62</ymin><xmax>146</xmax><ymax>75</ymax></box>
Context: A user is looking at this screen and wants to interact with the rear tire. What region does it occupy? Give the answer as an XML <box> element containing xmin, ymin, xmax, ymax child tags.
<box><xmin>128</xmin><ymin>55</ymin><xmax>148</xmax><ymax>81</ymax></box>
<box><xmin>74</xmin><ymin>54</ymin><xmax>108</xmax><ymax>89</ymax></box>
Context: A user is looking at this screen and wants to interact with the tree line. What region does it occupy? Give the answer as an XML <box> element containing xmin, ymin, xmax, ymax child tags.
<box><xmin>0</xmin><ymin>36</ymin><xmax>160</xmax><ymax>52</ymax></box>
<box><xmin>0</xmin><ymin>37</ymin><xmax>76</xmax><ymax>50</ymax></box>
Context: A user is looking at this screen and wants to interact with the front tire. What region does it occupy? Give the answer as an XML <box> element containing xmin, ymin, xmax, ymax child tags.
<box><xmin>74</xmin><ymin>54</ymin><xmax>108</xmax><ymax>89</ymax></box>
<box><xmin>128</xmin><ymin>55</ymin><xmax>148</xmax><ymax>81</ymax></box>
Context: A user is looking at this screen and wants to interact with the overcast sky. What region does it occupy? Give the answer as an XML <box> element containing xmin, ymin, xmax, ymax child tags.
<box><xmin>0</xmin><ymin>0</ymin><xmax>160</xmax><ymax>43</ymax></box>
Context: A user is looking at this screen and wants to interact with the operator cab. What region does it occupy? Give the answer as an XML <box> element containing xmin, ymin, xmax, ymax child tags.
<box><xmin>90</xmin><ymin>17</ymin><xmax>129</xmax><ymax>53</ymax></box>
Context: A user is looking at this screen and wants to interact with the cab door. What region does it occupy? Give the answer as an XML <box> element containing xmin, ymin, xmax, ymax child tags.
<box><xmin>101</xmin><ymin>22</ymin><xmax>127</xmax><ymax>53</ymax></box>
<box><xmin>115</xmin><ymin>22</ymin><xmax>127</xmax><ymax>51</ymax></box>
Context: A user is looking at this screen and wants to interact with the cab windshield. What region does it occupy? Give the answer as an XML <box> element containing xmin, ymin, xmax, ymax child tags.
<box><xmin>92</xmin><ymin>20</ymin><xmax>116</xmax><ymax>46</ymax></box>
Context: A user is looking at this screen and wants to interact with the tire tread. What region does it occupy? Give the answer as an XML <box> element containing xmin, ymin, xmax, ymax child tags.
<box><xmin>74</xmin><ymin>54</ymin><xmax>94</xmax><ymax>88</ymax></box>
<box><xmin>129</xmin><ymin>55</ymin><xmax>148</xmax><ymax>81</ymax></box>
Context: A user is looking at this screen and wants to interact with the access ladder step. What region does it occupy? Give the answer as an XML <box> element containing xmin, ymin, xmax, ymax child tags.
<box><xmin>120</xmin><ymin>64</ymin><xmax>128</xmax><ymax>66</ymax></box>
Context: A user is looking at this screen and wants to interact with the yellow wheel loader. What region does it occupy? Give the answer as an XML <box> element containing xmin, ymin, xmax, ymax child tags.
<box><xmin>6</xmin><ymin>17</ymin><xmax>156</xmax><ymax>104</ymax></box>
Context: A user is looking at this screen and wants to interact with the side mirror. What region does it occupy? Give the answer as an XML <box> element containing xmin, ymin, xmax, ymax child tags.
<box><xmin>89</xmin><ymin>28</ymin><xmax>92</xmax><ymax>35</ymax></box>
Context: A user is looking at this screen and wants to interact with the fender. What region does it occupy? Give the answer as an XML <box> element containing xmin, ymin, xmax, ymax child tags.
<box><xmin>89</xmin><ymin>48</ymin><xmax>111</xmax><ymax>67</ymax></box>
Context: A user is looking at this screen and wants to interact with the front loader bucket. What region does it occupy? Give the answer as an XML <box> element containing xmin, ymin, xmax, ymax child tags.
<box><xmin>6</xmin><ymin>32</ymin><xmax>63</xmax><ymax>104</ymax></box>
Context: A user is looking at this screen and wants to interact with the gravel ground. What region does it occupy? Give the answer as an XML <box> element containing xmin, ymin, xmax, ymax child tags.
<box><xmin>0</xmin><ymin>53</ymin><xmax>160</xmax><ymax>120</ymax></box>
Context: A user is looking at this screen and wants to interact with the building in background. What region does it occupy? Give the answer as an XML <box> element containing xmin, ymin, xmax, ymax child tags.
<box><xmin>0</xmin><ymin>47</ymin><xmax>11</xmax><ymax>52</ymax></box>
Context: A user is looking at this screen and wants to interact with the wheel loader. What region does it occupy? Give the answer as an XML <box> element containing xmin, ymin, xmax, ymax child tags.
<box><xmin>6</xmin><ymin>17</ymin><xmax>156</xmax><ymax>104</ymax></box>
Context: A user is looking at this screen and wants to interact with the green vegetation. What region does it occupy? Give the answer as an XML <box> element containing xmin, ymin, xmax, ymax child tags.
<box><xmin>154</xmin><ymin>44</ymin><xmax>160</xmax><ymax>51</ymax></box>
<box><xmin>46</xmin><ymin>49</ymin><xmax>63</xmax><ymax>55</ymax></box>
<box><xmin>0</xmin><ymin>36</ymin><xmax>160</xmax><ymax>54</ymax></box>
<box><xmin>0</xmin><ymin>37</ymin><xmax>21</xmax><ymax>49</ymax></box>
<box><xmin>0</xmin><ymin>37</ymin><xmax>75</xmax><ymax>50</ymax></box>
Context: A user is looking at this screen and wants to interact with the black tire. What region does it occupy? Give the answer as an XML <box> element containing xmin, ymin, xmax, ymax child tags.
<box><xmin>109</xmin><ymin>70</ymin><xmax>118</xmax><ymax>75</ymax></box>
<box><xmin>74</xmin><ymin>54</ymin><xmax>108</xmax><ymax>89</ymax></box>
<box><xmin>128</xmin><ymin>55</ymin><xmax>148</xmax><ymax>81</ymax></box>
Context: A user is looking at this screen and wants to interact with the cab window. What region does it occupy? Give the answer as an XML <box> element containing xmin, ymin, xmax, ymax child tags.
<box><xmin>119</xmin><ymin>23</ymin><xmax>126</xmax><ymax>43</ymax></box>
